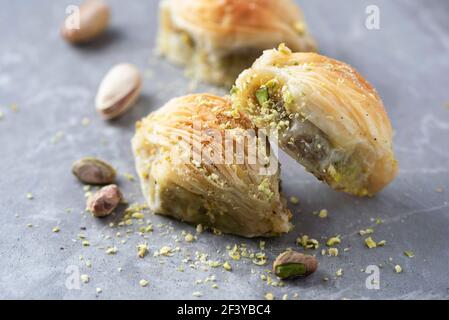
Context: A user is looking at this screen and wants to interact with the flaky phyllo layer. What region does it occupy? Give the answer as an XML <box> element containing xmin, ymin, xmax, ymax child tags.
<box><xmin>156</xmin><ymin>0</ymin><xmax>316</xmax><ymax>87</ymax></box>
<box><xmin>132</xmin><ymin>94</ymin><xmax>292</xmax><ymax>237</ymax></box>
<box><xmin>232</xmin><ymin>45</ymin><xmax>398</xmax><ymax>196</ymax></box>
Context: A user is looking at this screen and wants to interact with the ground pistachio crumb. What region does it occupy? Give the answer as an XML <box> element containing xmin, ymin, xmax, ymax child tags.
<box><xmin>80</xmin><ymin>274</ymin><xmax>90</xmax><ymax>283</ymax></box>
<box><xmin>265</xmin><ymin>293</ymin><xmax>275</xmax><ymax>300</ymax></box>
<box><xmin>193</xmin><ymin>291</ymin><xmax>202</xmax><ymax>297</ymax></box>
<box><xmin>81</xmin><ymin>117</ymin><xmax>90</xmax><ymax>126</ymax></box>
<box><xmin>328</xmin><ymin>248</ymin><xmax>339</xmax><ymax>257</ymax></box>
<box><xmin>326</xmin><ymin>235</ymin><xmax>341</xmax><ymax>247</ymax></box>
<box><xmin>223</xmin><ymin>261</ymin><xmax>232</xmax><ymax>271</ymax></box>
<box><xmin>96</xmin><ymin>288</ymin><xmax>102</xmax><ymax>294</ymax></box>
<box><xmin>82</xmin><ymin>240</ymin><xmax>90</xmax><ymax>246</ymax></box>
<box><xmin>137</xmin><ymin>243</ymin><xmax>149</xmax><ymax>258</ymax></box>
<box><xmin>365</xmin><ymin>237</ymin><xmax>377</xmax><ymax>249</ymax></box>
<box><xmin>377</xmin><ymin>240</ymin><xmax>387</xmax><ymax>247</ymax></box>
<box><xmin>158</xmin><ymin>246</ymin><xmax>174</xmax><ymax>257</ymax></box>
<box><xmin>289</xmin><ymin>196</ymin><xmax>299</xmax><ymax>205</ymax></box>
<box><xmin>359</xmin><ymin>228</ymin><xmax>374</xmax><ymax>236</ymax></box>
<box><xmin>106</xmin><ymin>247</ymin><xmax>118</xmax><ymax>255</ymax></box>
<box><xmin>52</xmin><ymin>226</ymin><xmax>60</xmax><ymax>233</ymax></box>
<box><xmin>335</xmin><ymin>268</ymin><xmax>343</xmax><ymax>277</ymax></box>
<box><xmin>185</xmin><ymin>233</ymin><xmax>195</xmax><ymax>242</ymax></box>
<box><xmin>394</xmin><ymin>265</ymin><xmax>403</xmax><ymax>273</ymax></box>
<box><xmin>404</xmin><ymin>250</ymin><xmax>415</xmax><ymax>258</ymax></box>
<box><xmin>282</xmin><ymin>294</ymin><xmax>288</xmax><ymax>300</ymax></box>
<box><xmin>26</xmin><ymin>193</ymin><xmax>34</xmax><ymax>200</ymax></box>
<box><xmin>139</xmin><ymin>279</ymin><xmax>149</xmax><ymax>287</ymax></box>
<box><xmin>318</xmin><ymin>209</ymin><xmax>328</xmax><ymax>218</ymax></box>
<box><xmin>297</xmin><ymin>235</ymin><xmax>319</xmax><ymax>250</ymax></box>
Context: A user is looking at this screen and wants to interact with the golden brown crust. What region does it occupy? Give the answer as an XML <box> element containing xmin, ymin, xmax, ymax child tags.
<box><xmin>233</xmin><ymin>47</ymin><xmax>398</xmax><ymax>195</ymax></box>
<box><xmin>167</xmin><ymin>0</ymin><xmax>316</xmax><ymax>52</ymax></box>
<box><xmin>132</xmin><ymin>94</ymin><xmax>292</xmax><ymax>237</ymax></box>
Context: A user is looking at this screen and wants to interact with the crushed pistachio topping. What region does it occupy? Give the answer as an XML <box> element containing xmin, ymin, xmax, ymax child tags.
<box><xmin>96</xmin><ymin>288</ymin><xmax>102</xmax><ymax>294</ymax></box>
<box><xmin>404</xmin><ymin>251</ymin><xmax>415</xmax><ymax>258</ymax></box>
<box><xmin>26</xmin><ymin>193</ymin><xmax>34</xmax><ymax>200</ymax></box>
<box><xmin>257</xmin><ymin>179</ymin><xmax>274</xmax><ymax>200</ymax></box>
<box><xmin>278</xmin><ymin>43</ymin><xmax>292</xmax><ymax>55</ymax></box>
<box><xmin>52</xmin><ymin>226</ymin><xmax>60</xmax><ymax>233</ymax></box>
<box><xmin>255</xmin><ymin>86</ymin><xmax>269</xmax><ymax>106</ymax></box>
<box><xmin>394</xmin><ymin>265</ymin><xmax>402</xmax><ymax>273</ymax></box>
<box><xmin>192</xmin><ymin>291</ymin><xmax>203</xmax><ymax>297</ymax></box>
<box><xmin>281</xmin><ymin>85</ymin><xmax>294</xmax><ymax>105</ymax></box>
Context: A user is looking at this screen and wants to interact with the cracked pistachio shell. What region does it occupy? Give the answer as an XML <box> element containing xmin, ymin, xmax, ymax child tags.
<box><xmin>273</xmin><ymin>251</ymin><xmax>318</xmax><ymax>279</ymax></box>
<box><xmin>72</xmin><ymin>157</ymin><xmax>116</xmax><ymax>185</ymax></box>
<box><xmin>95</xmin><ymin>63</ymin><xmax>142</xmax><ymax>120</ymax></box>
<box><xmin>61</xmin><ymin>0</ymin><xmax>110</xmax><ymax>44</ymax></box>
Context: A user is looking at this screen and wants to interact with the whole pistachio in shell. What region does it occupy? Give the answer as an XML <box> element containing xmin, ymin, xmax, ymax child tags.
<box><xmin>273</xmin><ymin>251</ymin><xmax>318</xmax><ymax>279</ymax></box>
<box><xmin>95</xmin><ymin>63</ymin><xmax>142</xmax><ymax>120</ymax></box>
<box><xmin>61</xmin><ymin>0</ymin><xmax>110</xmax><ymax>44</ymax></box>
<box><xmin>72</xmin><ymin>157</ymin><xmax>116</xmax><ymax>185</ymax></box>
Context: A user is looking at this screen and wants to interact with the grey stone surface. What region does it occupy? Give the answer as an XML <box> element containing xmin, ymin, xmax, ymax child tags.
<box><xmin>0</xmin><ymin>0</ymin><xmax>448</xmax><ymax>300</ymax></box>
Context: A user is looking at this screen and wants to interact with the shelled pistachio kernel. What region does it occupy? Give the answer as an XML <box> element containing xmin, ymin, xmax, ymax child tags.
<box><xmin>87</xmin><ymin>184</ymin><xmax>122</xmax><ymax>217</ymax></box>
<box><xmin>273</xmin><ymin>251</ymin><xmax>318</xmax><ymax>279</ymax></box>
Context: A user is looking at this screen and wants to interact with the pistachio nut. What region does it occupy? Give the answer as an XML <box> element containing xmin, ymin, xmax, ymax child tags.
<box><xmin>72</xmin><ymin>157</ymin><xmax>116</xmax><ymax>185</ymax></box>
<box><xmin>95</xmin><ymin>63</ymin><xmax>142</xmax><ymax>120</ymax></box>
<box><xmin>87</xmin><ymin>184</ymin><xmax>122</xmax><ymax>217</ymax></box>
<box><xmin>273</xmin><ymin>251</ymin><xmax>318</xmax><ymax>279</ymax></box>
<box><xmin>61</xmin><ymin>0</ymin><xmax>110</xmax><ymax>44</ymax></box>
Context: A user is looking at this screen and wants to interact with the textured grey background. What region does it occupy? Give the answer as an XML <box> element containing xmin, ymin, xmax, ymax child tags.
<box><xmin>0</xmin><ymin>0</ymin><xmax>448</xmax><ymax>300</ymax></box>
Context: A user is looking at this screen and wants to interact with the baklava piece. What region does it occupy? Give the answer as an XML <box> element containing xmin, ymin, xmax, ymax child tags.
<box><xmin>232</xmin><ymin>45</ymin><xmax>398</xmax><ymax>196</ymax></box>
<box><xmin>157</xmin><ymin>0</ymin><xmax>316</xmax><ymax>87</ymax></box>
<box><xmin>132</xmin><ymin>94</ymin><xmax>292</xmax><ymax>237</ymax></box>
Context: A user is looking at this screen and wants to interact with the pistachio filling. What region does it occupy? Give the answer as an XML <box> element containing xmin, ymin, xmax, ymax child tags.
<box><xmin>246</xmin><ymin>80</ymin><xmax>364</xmax><ymax>191</ymax></box>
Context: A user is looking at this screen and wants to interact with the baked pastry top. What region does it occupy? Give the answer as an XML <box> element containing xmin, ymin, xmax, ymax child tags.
<box><xmin>232</xmin><ymin>45</ymin><xmax>398</xmax><ymax>196</ymax></box>
<box><xmin>157</xmin><ymin>0</ymin><xmax>316</xmax><ymax>87</ymax></box>
<box><xmin>132</xmin><ymin>93</ymin><xmax>292</xmax><ymax>237</ymax></box>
